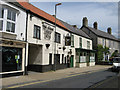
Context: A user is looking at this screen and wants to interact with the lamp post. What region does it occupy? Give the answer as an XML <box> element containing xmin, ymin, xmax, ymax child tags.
<box><xmin>54</xmin><ymin>3</ymin><xmax>62</xmax><ymax>71</ymax></box>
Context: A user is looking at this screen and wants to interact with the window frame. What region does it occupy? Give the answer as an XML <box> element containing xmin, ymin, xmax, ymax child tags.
<box><xmin>33</xmin><ymin>25</ymin><xmax>41</xmax><ymax>39</ymax></box>
<box><xmin>6</xmin><ymin>9</ymin><xmax>17</xmax><ymax>33</ymax></box>
<box><xmin>55</xmin><ymin>32</ymin><xmax>61</xmax><ymax>43</ymax></box>
<box><xmin>79</xmin><ymin>37</ymin><xmax>82</xmax><ymax>48</ymax></box>
<box><xmin>0</xmin><ymin>20</ymin><xmax>3</xmax><ymax>31</ymax></box>
<box><xmin>87</xmin><ymin>41</ymin><xmax>90</xmax><ymax>49</ymax></box>
<box><xmin>71</xmin><ymin>35</ymin><xmax>74</xmax><ymax>47</ymax></box>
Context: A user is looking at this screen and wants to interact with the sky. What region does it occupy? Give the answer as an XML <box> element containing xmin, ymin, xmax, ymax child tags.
<box><xmin>30</xmin><ymin>2</ymin><xmax>119</xmax><ymax>38</ymax></box>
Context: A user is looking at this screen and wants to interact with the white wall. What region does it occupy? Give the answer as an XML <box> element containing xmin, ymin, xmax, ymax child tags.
<box><xmin>0</xmin><ymin>1</ymin><xmax>27</xmax><ymax>41</ymax></box>
<box><xmin>27</xmin><ymin>13</ymin><xmax>93</xmax><ymax>67</ymax></box>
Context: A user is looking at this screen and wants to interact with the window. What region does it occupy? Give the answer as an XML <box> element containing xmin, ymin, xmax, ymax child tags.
<box><xmin>0</xmin><ymin>20</ymin><xmax>3</xmax><ymax>30</ymax></box>
<box><xmin>49</xmin><ymin>53</ymin><xmax>52</xmax><ymax>65</ymax></box>
<box><xmin>62</xmin><ymin>54</ymin><xmax>64</xmax><ymax>64</ymax></box>
<box><xmin>65</xmin><ymin>57</ymin><xmax>67</xmax><ymax>64</ymax></box>
<box><xmin>6</xmin><ymin>22</ymin><xmax>15</xmax><ymax>33</ymax></box>
<box><xmin>7</xmin><ymin>10</ymin><xmax>16</xmax><ymax>21</ymax></box>
<box><xmin>6</xmin><ymin>9</ymin><xmax>16</xmax><ymax>33</ymax></box>
<box><xmin>55</xmin><ymin>32</ymin><xmax>61</xmax><ymax>43</ymax></box>
<box><xmin>109</xmin><ymin>40</ymin><xmax>111</xmax><ymax>47</ymax></box>
<box><xmin>113</xmin><ymin>41</ymin><xmax>114</xmax><ymax>48</ymax></box>
<box><xmin>33</xmin><ymin>25</ymin><xmax>41</xmax><ymax>39</ymax></box>
<box><xmin>54</xmin><ymin>54</ymin><xmax>60</xmax><ymax>64</ymax></box>
<box><xmin>71</xmin><ymin>35</ymin><xmax>74</xmax><ymax>47</ymax></box>
<box><xmin>0</xmin><ymin>8</ymin><xmax>4</xmax><ymax>18</ymax></box>
<box><xmin>2</xmin><ymin>47</ymin><xmax>22</xmax><ymax>72</ymax></box>
<box><xmin>87</xmin><ymin>41</ymin><xmax>90</xmax><ymax>49</ymax></box>
<box><xmin>79</xmin><ymin>38</ymin><xmax>82</xmax><ymax>48</ymax></box>
<box><xmin>102</xmin><ymin>39</ymin><xmax>105</xmax><ymax>47</ymax></box>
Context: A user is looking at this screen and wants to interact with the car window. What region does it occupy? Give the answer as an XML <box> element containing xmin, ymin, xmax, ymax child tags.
<box><xmin>113</xmin><ymin>58</ymin><xmax>120</xmax><ymax>63</ymax></box>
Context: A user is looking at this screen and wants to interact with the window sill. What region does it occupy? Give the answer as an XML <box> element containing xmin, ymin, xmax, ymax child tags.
<box><xmin>33</xmin><ymin>37</ymin><xmax>41</xmax><ymax>40</ymax></box>
<box><xmin>0</xmin><ymin>31</ymin><xmax>17</xmax><ymax>36</ymax></box>
<box><xmin>0</xmin><ymin>31</ymin><xmax>17</xmax><ymax>39</ymax></box>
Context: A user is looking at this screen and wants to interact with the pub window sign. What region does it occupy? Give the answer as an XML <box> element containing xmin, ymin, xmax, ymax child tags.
<box><xmin>65</xmin><ymin>36</ymin><xmax>71</xmax><ymax>46</ymax></box>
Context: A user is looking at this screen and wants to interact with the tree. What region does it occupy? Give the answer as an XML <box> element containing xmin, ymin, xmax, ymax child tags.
<box><xmin>97</xmin><ymin>44</ymin><xmax>104</xmax><ymax>61</ymax></box>
<box><xmin>97</xmin><ymin>44</ymin><xmax>109</xmax><ymax>61</ymax></box>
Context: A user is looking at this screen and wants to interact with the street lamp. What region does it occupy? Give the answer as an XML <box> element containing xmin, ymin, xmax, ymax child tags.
<box><xmin>54</xmin><ymin>3</ymin><xmax>62</xmax><ymax>71</ymax></box>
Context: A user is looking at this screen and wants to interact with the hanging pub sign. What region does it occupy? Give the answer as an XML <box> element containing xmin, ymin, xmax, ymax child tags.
<box><xmin>65</xmin><ymin>36</ymin><xmax>71</xmax><ymax>46</ymax></box>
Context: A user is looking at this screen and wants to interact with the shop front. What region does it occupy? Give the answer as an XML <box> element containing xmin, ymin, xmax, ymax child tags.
<box><xmin>0</xmin><ymin>39</ymin><xmax>26</xmax><ymax>77</ymax></box>
<box><xmin>75</xmin><ymin>48</ymin><xmax>95</xmax><ymax>67</ymax></box>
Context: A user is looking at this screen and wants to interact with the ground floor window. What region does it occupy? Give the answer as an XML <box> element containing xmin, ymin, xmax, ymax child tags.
<box><xmin>62</xmin><ymin>54</ymin><xmax>64</xmax><ymax>64</ymax></box>
<box><xmin>49</xmin><ymin>53</ymin><xmax>52</xmax><ymax>65</ymax></box>
<box><xmin>54</xmin><ymin>54</ymin><xmax>60</xmax><ymax>65</ymax></box>
<box><xmin>1</xmin><ymin>46</ymin><xmax>22</xmax><ymax>72</ymax></box>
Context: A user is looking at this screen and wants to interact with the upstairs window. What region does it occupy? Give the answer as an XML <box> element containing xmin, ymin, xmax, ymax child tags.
<box><xmin>55</xmin><ymin>32</ymin><xmax>61</xmax><ymax>43</ymax></box>
<box><xmin>0</xmin><ymin>8</ymin><xmax>4</xmax><ymax>18</ymax></box>
<box><xmin>33</xmin><ymin>25</ymin><xmax>41</xmax><ymax>39</ymax></box>
<box><xmin>87</xmin><ymin>41</ymin><xmax>90</xmax><ymax>49</ymax></box>
<box><xmin>0</xmin><ymin>8</ymin><xmax>4</xmax><ymax>31</ymax></box>
<box><xmin>71</xmin><ymin>35</ymin><xmax>74</xmax><ymax>47</ymax></box>
<box><xmin>109</xmin><ymin>40</ymin><xmax>111</xmax><ymax>48</ymax></box>
<box><xmin>6</xmin><ymin>22</ymin><xmax>15</xmax><ymax>33</ymax></box>
<box><xmin>79</xmin><ymin>38</ymin><xmax>82</xmax><ymax>48</ymax></box>
<box><xmin>7</xmin><ymin>10</ymin><xmax>16</xmax><ymax>21</ymax></box>
<box><xmin>102</xmin><ymin>39</ymin><xmax>105</xmax><ymax>47</ymax></box>
<box><xmin>6</xmin><ymin>9</ymin><xmax>16</xmax><ymax>33</ymax></box>
<box><xmin>0</xmin><ymin>20</ymin><xmax>3</xmax><ymax>31</ymax></box>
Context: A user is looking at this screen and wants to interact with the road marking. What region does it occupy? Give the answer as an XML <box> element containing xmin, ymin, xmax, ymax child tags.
<box><xmin>6</xmin><ymin>69</ymin><xmax>107</xmax><ymax>88</ymax></box>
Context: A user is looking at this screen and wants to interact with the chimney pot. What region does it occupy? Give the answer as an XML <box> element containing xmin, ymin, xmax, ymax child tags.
<box><xmin>83</xmin><ymin>17</ymin><xmax>88</xmax><ymax>27</ymax></box>
<box><xmin>93</xmin><ymin>22</ymin><xmax>98</xmax><ymax>29</ymax></box>
<box><xmin>107</xmin><ymin>27</ymin><xmax>112</xmax><ymax>34</ymax></box>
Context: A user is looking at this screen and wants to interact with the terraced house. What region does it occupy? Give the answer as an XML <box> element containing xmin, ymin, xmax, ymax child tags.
<box><xmin>1</xmin><ymin>0</ymin><xmax>95</xmax><ymax>77</ymax></box>
<box><xmin>81</xmin><ymin>17</ymin><xmax>120</xmax><ymax>62</ymax></box>
<box><xmin>0</xmin><ymin>0</ymin><xmax>27</xmax><ymax>77</ymax></box>
<box><xmin>18</xmin><ymin>2</ymin><xmax>95</xmax><ymax>73</ymax></box>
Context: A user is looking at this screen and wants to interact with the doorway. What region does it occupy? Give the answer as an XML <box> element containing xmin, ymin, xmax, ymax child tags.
<box><xmin>70</xmin><ymin>55</ymin><xmax>74</xmax><ymax>67</ymax></box>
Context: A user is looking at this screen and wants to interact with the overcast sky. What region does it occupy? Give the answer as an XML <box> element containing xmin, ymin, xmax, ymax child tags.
<box><xmin>30</xmin><ymin>2</ymin><xmax>118</xmax><ymax>38</ymax></box>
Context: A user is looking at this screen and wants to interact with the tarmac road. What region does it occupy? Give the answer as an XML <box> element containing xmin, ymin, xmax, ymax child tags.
<box><xmin>8</xmin><ymin>69</ymin><xmax>118</xmax><ymax>89</ymax></box>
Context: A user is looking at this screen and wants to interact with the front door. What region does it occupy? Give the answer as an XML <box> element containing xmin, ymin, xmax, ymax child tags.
<box><xmin>70</xmin><ymin>56</ymin><xmax>74</xmax><ymax>67</ymax></box>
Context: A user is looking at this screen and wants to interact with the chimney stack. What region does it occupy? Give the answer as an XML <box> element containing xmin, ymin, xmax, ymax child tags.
<box><xmin>93</xmin><ymin>22</ymin><xmax>98</xmax><ymax>29</ymax></box>
<box><xmin>83</xmin><ymin>17</ymin><xmax>88</xmax><ymax>27</ymax></box>
<box><xmin>107</xmin><ymin>27</ymin><xmax>112</xmax><ymax>34</ymax></box>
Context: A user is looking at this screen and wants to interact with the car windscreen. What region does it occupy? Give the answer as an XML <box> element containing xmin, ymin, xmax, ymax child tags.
<box><xmin>113</xmin><ymin>58</ymin><xmax>120</xmax><ymax>63</ymax></box>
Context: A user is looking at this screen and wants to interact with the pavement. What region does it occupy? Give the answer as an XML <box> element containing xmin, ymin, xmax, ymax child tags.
<box><xmin>2</xmin><ymin>65</ymin><xmax>112</xmax><ymax>88</ymax></box>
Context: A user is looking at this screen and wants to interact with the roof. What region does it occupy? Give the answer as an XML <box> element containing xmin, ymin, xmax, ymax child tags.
<box><xmin>16</xmin><ymin>1</ymin><xmax>68</xmax><ymax>30</ymax></box>
<box><xmin>15</xmin><ymin>1</ymin><xmax>90</xmax><ymax>39</ymax></box>
<box><xmin>82</xmin><ymin>26</ymin><xmax>119</xmax><ymax>41</ymax></box>
<box><xmin>59</xmin><ymin>19</ymin><xmax>91</xmax><ymax>39</ymax></box>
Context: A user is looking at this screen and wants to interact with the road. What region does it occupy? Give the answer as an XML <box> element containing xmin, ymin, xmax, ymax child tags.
<box><xmin>89</xmin><ymin>71</ymin><xmax>120</xmax><ymax>88</ymax></box>
<box><xmin>7</xmin><ymin>69</ymin><xmax>118</xmax><ymax>89</ymax></box>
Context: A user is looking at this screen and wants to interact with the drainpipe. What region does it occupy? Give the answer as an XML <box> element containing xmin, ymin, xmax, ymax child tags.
<box><xmin>24</xmin><ymin>10</ymin><xmax>28</xmax><ymax>75</ymax></box>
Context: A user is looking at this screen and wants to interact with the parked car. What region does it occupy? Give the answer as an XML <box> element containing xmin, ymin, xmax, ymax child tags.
<box><xmin>111</xmin><ymin>57</ymin><xmax>120</xmax><ymax>72</ymax></box>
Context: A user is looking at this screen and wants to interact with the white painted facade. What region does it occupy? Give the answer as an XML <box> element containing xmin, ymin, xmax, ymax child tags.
<box><xmin>0</xmin><ymin>1</ymin><xmax>27</xmax><ymax>75</ymax></box>
<box><xmin>26</xmin><ymin>12</ymin><xmax>95</xmax><ymax>71</ymax></box>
